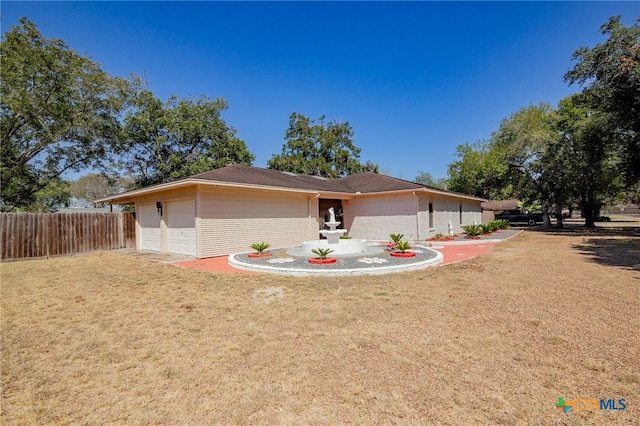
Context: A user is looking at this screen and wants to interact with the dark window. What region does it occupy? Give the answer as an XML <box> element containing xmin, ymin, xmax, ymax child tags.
<box><xmin>428</xmin><ymin>203</ymin><xmax>433</xmax><ymax>228</ymax></box>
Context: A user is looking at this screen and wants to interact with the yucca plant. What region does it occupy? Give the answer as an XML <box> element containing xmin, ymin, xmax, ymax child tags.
<box><xmin>462</xmin><ymin>224</ymin><xmax>483</xmax><ymax>238</ymax></box>
<box><xmin>311</xmin><ymin>248</ymin><xmax>334</xmax><ymax>259</ymax></box>
<box><xmin>395</xmin><ymin>240</ymin><xmax>412</xmax><ymax>252</ymax></box>
<box><xmin>389</xmin><ymin>233</ymin><xmax>404</xmax><ymax>245</ymax></box>
<box><xmin>494</xmin><ymin>219</ymin><xmax>509</xmax><ymax>230</ymax></box>
<box><xmin>480</xmin><ymin>223</ymin><xmax>496</xmax><ymax>234</ymax></box>
<box><xmin>250</xmin><ymin>242</ymin><xmax>270</xmax><ymax>254</ymax></box>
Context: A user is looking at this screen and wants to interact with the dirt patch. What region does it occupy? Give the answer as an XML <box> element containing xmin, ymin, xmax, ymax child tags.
<box><xmin>1</xmin><ymin>227</ymin><xmax>638</xmax><ymax>424</ymax></box>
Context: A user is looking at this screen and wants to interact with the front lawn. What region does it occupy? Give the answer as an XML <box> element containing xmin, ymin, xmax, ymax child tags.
<box><xmin>1</xmin><ymin>227</ymin><xmax>638</xmax><ymax>424</ymax></box>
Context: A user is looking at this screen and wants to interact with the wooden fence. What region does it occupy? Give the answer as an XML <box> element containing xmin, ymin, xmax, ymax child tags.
<box><xmin>0</xmin><ymin>212</ymin><xmax>136</xmax><ymax>260</ymax></box>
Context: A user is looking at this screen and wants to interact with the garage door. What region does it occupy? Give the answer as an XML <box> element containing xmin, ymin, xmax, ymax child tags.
<box><xmin>139</xmin><ymin>203</ymin><xmax>161</xmax><ymax>251</ymax></box>
<box><xmin>167</xmin><ymin>200</ymin><xmax>196</xmax><ymax>256</ymax></box>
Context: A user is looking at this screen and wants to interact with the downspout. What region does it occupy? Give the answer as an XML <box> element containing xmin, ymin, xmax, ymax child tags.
<box><xmin>413</xmin><ymin>191</ymin><xmax>420</xmax><ymax>240</ymax></box>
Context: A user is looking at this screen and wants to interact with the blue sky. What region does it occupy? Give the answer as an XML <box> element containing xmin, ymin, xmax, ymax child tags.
<box><xmin>3</xmin><ymin>1</ymin><xmax>639</xmax><ymax>181</ymax></box>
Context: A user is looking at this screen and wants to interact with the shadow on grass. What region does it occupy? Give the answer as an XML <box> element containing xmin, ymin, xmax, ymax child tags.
<box><xmin>573</xmin><ymin>237</ymin><xmax>640</xmax><ymax>272</ymax></box>
<box><xmin>526</xmin><ymin>225</ymin><xmax>640</xmax><ymax>272</ymax></box>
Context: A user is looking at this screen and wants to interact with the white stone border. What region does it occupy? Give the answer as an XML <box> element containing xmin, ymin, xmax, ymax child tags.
<box><xmin>229</xmin><ymin>245</ymin><xmax>444</xmax><ymax>276</ymax></box>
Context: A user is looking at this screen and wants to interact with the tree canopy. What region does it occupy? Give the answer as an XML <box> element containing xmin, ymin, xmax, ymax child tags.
<box><xmin>414</xmin><ymin>171</ymin><xmax>447</xmax><ymax>189</ymax></box>
<box><xmin>565</xmin><ymin>15</ymin><xmax>640</xmax><ymax>187</ymax></box>
<box><xmin>446</xmin><ymin>17</ymin><xmax>638</xmax><ymax>227</ymax></box>
<box><xmin>267</xmin><ymin>113</ymin><xmax>378</xmax><ymax>178</ymax></box>
<box><xmin>0</xmin><ymin>18</ymin><xmax>134</xmax><ymax>211</ymax></box>
<box><xmin>117</xmin><ymin>91</ymin><xmax>254</xmax><ymax>188</ymax></box>
<box><xmin>70</xmin><ymin>173</ymin><xmax>129</xmax><ymax>208</ymax></box>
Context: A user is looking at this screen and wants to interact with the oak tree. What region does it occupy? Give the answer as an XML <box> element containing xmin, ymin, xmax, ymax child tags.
<box><xmin>267</xmin><ymin>113</ymin><xmax>378</xmax><ymax>178</ymax></box>
<box><xmin>117</xmin><ymin>91</ymin><xmax>255</xmax><ymax>187</ymax></box>
<box><xmin>0</xmin><ymin>18</ymin><xmax>134</xmax><ymax>211</ymax></box>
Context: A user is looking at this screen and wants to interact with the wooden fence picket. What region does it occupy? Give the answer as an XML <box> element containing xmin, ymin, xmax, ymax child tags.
<box><xmin>0</xmin><ymin>212</ymin><xmax>136</xmax><ymax>260</ymax></box>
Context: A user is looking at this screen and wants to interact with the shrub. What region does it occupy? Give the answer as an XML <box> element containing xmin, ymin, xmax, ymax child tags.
<box><xmin>462</xmin><ymin>224</ymin><xmax>483</xmax><ymax>238</ymax></box>
<box><xmin>389</xmin><ymin>233</ymin><xmax>404</xmax><ymax>245</ymax></box>
<box><xmin>494</xmin><ymin>219</ymin><xmax>509</xmax><ymax>230</ymax></box>
<box><xmin>311</xmin><ymin>248</ymin><xmax>334</xmax><ymax>259</ymax></box>
<box><xmin>480</xmin><ymin>222</ymin><xmax>496</xmax><ymax>234</ymax></box>
<box><xmin>395</xmin><ymin>240</ymin><xmax>412</xmax><ymax>252</ymax></box>
<box><xmin>339</xmin><ymin>234</ymin><xmax>352</xmax><ymax>239</ymax></box>
<box><xmin>250</xmin><ymin>242</ymin><xmax>270</xmax><ymax>254</ymax></box>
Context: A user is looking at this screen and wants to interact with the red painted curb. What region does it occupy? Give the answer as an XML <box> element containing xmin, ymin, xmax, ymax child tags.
<box><xmin>308</xmin><ymin>258</ymin><xmax>337</xmax><ymax>264</ymax></box>
<box><xmin>247</xmin><ymin>253</ymin><xmax>272</xmax><ymax>258</ymax></box>
<box><xmin>390</xmin><ymin>252</ymin><xmax>417</xmax><ymax>258</ymax></box>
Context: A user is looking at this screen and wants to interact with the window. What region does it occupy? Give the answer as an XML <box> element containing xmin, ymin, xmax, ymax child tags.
<box><xmin>459</xmin><ymin>204</ymin><xmax>463</xmax><ymax>224</ymax></box>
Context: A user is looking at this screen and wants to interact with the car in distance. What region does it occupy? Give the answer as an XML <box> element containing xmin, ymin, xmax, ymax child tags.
<box><xmin>494</xmin><ymin>209</ymin><xmax>543</xmax><ymax>226</ymax></box>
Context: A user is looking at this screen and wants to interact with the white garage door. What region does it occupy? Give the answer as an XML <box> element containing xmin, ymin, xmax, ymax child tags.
<box><xmin>167</xmin><ymin>200</ymin><xmax>196</xmax><ymax>256</ymax></box>
<box><xmin>139</xmin><ymin>203</ymin><xmax>161</xmax><ymax>252</ymax></box>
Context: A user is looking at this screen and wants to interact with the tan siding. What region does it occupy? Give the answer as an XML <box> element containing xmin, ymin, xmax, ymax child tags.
<box><xmin>416</xmin><ymin>193</ymin><xmax>431</xmax><ymax>239</ymax></box>
<box><xmin>345</xmin><ymin>194</ymin><xmax>418</xmax><ymax>240</ymax></box>
<box><xmin>462</xmin><ymin>199</ymin><xmax>483</xmax><ymax>227</ymax></box>
<box><xmin>199</xmin><ymin>187</ymin><xmax>315</xmax><ymax>258</ymax></box>
<box><xmin>431</xmin><ymin>196</ymin><xmax>483</xmax><ymax>235</ymax></box>
<box><xmin>135</xmin><ymin>188</ymin><xmax>197</xmax><ymax>205</ymax></box>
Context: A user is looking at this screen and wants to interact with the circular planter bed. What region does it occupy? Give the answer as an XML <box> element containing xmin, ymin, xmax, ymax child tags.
<box><xmin>308</xmin><ymin>258</ymin><xmax>337</xmax><ymax>265</ymax></box>
<box><xmin>390</xmin><ymin>251</ymin><xmax>416</xmax><ymax>258</ymax></box>
<box><xmin>248</xmin><ymin>253</ymin><xmax>273</xmax><ymax>258</ymax></box>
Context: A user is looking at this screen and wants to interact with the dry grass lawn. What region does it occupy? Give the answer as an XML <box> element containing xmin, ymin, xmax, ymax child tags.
<box><xmin>1</xmin><ymin>224</ymin><xmax>639</xmax><ymax>425</ymax></box>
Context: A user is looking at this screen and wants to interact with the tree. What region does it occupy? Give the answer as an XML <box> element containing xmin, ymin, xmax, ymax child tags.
<box><xmin>565</xmin><ymin>16</ymin><xmax>640</xmax><ymax>187</ymax></box>
<box><xmin>27</xmin><ymin>179</ymin><xmax>71</xmax><ymax>212</ymax></box>
<box><xmin>0</xmin><ymin>18</ymin><xmax>134</xmax><ymax>211</ymax></box>
<box><xmin>447</xmin><ymin>139</ymin><xmax>512</xmax><ymax>200</ymax></box>
<box><xmin>267</xmin><ymin>113</ymin><xmax>378</xmax><ymax>178</ymax></box>
<box><xmin>492</xmin><ymin>103</ymin><xmax>558</xmax><ymax>224</ymax></box>
<box><xmin>414</xmin><ymin>171</ymin><xmax>447</xmax><ymax>189</ymax></box>
<box><xmin>117</xmin><ymin>90</ymin><xmax>255</xmax><ymax>187</ymax></box>
<box><xmin>550</xmin><ymin>97</ymin><xmax>623</xmax><ymax>227</ymax></box>
<box><xmin>70</xmin><ymin>173</ymin><xmax>129</xmax><ymax>208</ymax></box>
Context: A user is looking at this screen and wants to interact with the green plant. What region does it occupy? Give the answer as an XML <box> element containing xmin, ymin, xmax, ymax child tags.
<box><xmin>250</xmin><ymin>242</ymin><xmax>270</xmax><ymax>254</ymax></box>
<box><xmin>395</xmin><ymin>241</ymin><xmax>412</xmax><ymax>252</ymax></box>
<box><xmin>480</xmin><ymin>222</ymin><xmax>497</xmax><ymax>234</ymax></box>
<box><xmin>517</xmin><ymin>200</ymin><xmax>542</xmax><ymax>214</ymax></box>
<box><xmin>389</xmin><ymin>233</ymin><xmax>404</xmax><ymax>245</ymax></box>
<box><xmin>339</xmin><ymin>234</ymin><xmax>352</xmax><ymax>239</ymax></box>
<box><xmin>494</xmin><ymin>219</ymin><xmax>509</xmax><ymax>230</ymax></box>
<box><xmin>311</xmin><ymin>248</ymin><xmax>334</xmax><ymax>259</ymax></box>
<box><xmin>462</xmin><ymin>224</ymin><xmax>483</xmax><ymax>238</ymax></box>
<box><xmin>433</xmin><ymin>233</ymin><xmax>445</xmax><ymax>239</ymax></box>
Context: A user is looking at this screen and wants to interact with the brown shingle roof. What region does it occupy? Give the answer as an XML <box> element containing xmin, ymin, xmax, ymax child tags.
<box><xmin>191</xmin><ymin>165</ymin><xmax>422</xmax><ymax>193</ymax></box>
<box><xmin>338</xmin><ymin>172</ymin><xmax>425</xmax><ymax>193</ymax></box>
<box><xmin>97</xmin><ymin>165</ymin><xmax>486</xmax><ymax>203</ymax></box>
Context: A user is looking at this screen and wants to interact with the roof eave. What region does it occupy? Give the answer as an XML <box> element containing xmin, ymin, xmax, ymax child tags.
<box><xmin>95</xmin><ymin>178</ymin><xmax>321</xmax><ymax>204</ymax></box>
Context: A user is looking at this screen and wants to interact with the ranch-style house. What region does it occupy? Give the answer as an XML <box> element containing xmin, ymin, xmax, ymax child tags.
<box><xmin>97</xmin><ymin>165</ymin><xmax>486</xmax><ymax>258</ymax></box>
